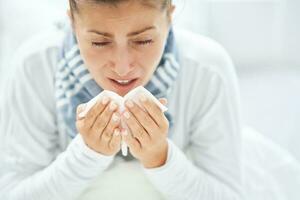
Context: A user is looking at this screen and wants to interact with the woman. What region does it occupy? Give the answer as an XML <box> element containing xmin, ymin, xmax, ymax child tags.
<box><xmin>0</xmin><ymin>0</ymin><xmax>243</xmax><ymax>199</ymax></box>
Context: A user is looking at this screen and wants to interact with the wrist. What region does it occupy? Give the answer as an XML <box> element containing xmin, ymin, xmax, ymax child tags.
<box><xmin>72</xmin><ymin>134</ymin><xmax>115</xmax><ymax>167</ymax></box>
<box><xmin>142</xmin><ymin>140</ymin><xmax>168</xmax><ymax>169</ymax></box>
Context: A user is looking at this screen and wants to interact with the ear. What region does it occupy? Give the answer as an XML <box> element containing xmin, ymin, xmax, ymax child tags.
<box><xmin>167</xmin><ymin>5</ymin><xmax>176</xmax><ymax>24</ymax></box>
<box><xmin>67</xmin><ymin>9</ymin><xmax>76</xmax><ymax>31</ymax></box>
<box><xmin>169</xmin><ymin>5</ymin><xmax>176</xmax><ymax>15</ymax></box>
<box><xmin>67</xmin><ymin>9</ymin><xmax>71</xmax><ymax>19</ymax></box>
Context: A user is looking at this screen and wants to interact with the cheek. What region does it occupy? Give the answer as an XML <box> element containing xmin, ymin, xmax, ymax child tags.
<box><xmin>79</xmin><ymin>45</ymin><xmax>109</xmax><ymax>72</ymax></box>
<box><xmin>134</xmin><ymin>43</ymin><xmax>165</xmax><ymax>85</ymax></box>
<box><xmin>138</xmin><ymin>41</ymin><xmax>165</xmax><ymax>69</ymax></box>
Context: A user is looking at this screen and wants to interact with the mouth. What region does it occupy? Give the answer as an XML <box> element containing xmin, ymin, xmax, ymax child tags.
<box><xmin>108</xmin><ymin>78</ymin><xmax>139</xmax><ymax>94</ymax></box>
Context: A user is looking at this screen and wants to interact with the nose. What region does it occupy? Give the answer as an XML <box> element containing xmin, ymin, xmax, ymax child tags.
<box><xmin>113</xmin><ymin>46</ymin><xmax>133</xmax><ymax>77</ymax></box>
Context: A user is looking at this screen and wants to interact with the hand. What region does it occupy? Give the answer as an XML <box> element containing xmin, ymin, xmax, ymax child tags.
<box><xmin>76</xmin><ymin>97</ymin><xmax>122</xmax><ymax>156</ymax></box>
<box><xmin>121</xmin><ymin>94</ymin><xmax>169</xmax><ymax>168</ymax></box>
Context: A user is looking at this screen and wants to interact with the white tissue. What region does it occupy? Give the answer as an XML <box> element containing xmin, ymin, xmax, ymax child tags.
<box><xmin>78</xmin><ymin>86</ymin><xmax>168</xmax><ymax>156</ymax></box>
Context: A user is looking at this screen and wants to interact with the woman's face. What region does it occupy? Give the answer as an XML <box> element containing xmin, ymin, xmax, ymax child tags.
<box><xmin>70</xmin><ymin>1</ymin><xmax>174</xmax><ymax>97</ymax></box>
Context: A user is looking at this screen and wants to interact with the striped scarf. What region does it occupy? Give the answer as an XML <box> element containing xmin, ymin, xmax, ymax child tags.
<box><xmin>55</xmin><ymin>28</ymin><xmax>180</xmax><ymax>139</ymax></box>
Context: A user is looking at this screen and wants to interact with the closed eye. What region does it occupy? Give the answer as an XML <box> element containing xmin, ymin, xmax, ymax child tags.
<box><xmin>92</xmin><ymin>42</ymin><xmax>111</xmax><ymax>47</ymax></box>
<box><xmin>135</xmin><ymin>39</ymin><xmax>153</xmax><ymax>45</ymax></box>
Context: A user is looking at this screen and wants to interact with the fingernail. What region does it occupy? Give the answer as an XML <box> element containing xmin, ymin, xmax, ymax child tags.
<box><xmin>123</xmin><ymin>111</ymin><xmax>130</xmax><ymax>119</ymax></box>
<box><xmin>112</xmin><ymin>113</ymin><xmax>119</xmax><ymax>122</ymax></box>
<box><xmin>80</xmin><ymin>103</ymin><xmax>87</xmax><ymax>110</ymax></box>
<box><xmin>102</xmin><ymin>96</ymin><xmax>109</xmax><ymax>105</ymax></box>
<box><xmin>78</xmin><ymin>113</ymin><xmax>85</xmax><ymax>119</ymax></box>
<box><xmin>139</xmin><ymin>93</ymin><xmax>147</xmax><ymax>102</ymax></box>
<box><xmin>114</xmin><ymin>129</ymin><xmax>120</xmax><ymax>136</ymax></box>
<box><xmin>161</xmin><ymin>98</ymin><xmax>167</xmax><ymax>102</ymax></box>
<box><xmin>109</xmin><ymin>102</ymin><xmax>117</xmax><ymax>111</ymax></box>
<box><xmin>126</xmin><ymin>100</ymin><xmax>134</xmax><ymax>108</ymax></box>
<box><xmin>122</xmin><ymin>129</ymin><xmax>128</xmax><ymax>136</ymax></box>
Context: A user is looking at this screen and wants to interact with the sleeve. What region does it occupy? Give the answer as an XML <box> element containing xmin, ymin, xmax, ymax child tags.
<box><xmin>0</xmin><ymin>49</ymin><xmax>114</xmax><ymax>200</ymax></box>
<box><xmin>143</xmin><ymin>64</ymin><xmax>243</xmax><ymax>199</ymax></box>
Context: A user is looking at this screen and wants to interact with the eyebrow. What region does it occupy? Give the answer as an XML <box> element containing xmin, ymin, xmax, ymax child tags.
<box><xmin>87</xmin><ymin>26</ymin><xmax>156</xmax><ymax>37</ymax></box>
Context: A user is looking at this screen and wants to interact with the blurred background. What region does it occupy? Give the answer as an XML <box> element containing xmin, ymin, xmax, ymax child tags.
<box><xmin>0</xmin><ymin>0</ymin><xmax>299</xmax><ymax>163</ymax></box>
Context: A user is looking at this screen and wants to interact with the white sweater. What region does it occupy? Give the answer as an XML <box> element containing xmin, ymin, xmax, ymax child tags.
<box><xmin>0</xmin><ymin>26</ymin><xmax>243</xmax><ymax>200</ymax></box>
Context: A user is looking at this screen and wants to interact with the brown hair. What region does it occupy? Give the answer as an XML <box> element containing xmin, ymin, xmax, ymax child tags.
<box><xmin>69</xmin><ymin>0</ymin><xmax>172</xmax><ymax>14</ymax></box>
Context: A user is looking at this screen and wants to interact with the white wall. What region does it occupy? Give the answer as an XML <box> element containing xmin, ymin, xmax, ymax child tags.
<box><xmin>174</xmin><ymin>0</ymin><xmax>300</xmax><ymax>68</ymax></box>
<box><xmin>0</xmin><ymin>0</ymin><xmax>67</xmax><ymax>78</ymax></box>
<box><xmin>283</xmin><ymin>0</ymin><xmax>300</xmax><ymax>64</ymax></box>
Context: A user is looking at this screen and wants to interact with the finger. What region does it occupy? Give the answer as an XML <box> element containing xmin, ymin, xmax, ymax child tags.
<box><xmin>125</xmin><ymin>100</ymin><xmax>157</xmax><ymax>135</ymax></box>
<box><xmin>109</xmin><ymin>128</ymin><xmax>122</xmax><ymax>151</ymax></box>
<box><xmin>159</xmin><ymin>98</ymin><xmax>168</xmax><ymax>106</ymax></box>
<box><xmin>101</xmin><ymin>112</ymin><xmax>121</xmax><ymax>143</ymax></box>
<box><xmin>92</xmin><ymin>101</ymin><xmax>118</xmax><ymax>138</ymax></box>
<box><xmin>121</xmin><ymin>129</ymin><xmax>141</xmax><ymax>151</ymax></box>
<box><xmin>123</xmin><ymin>110</ymin><xmax>150</xmax><ymax>145</ymax></box>
<box><xmin>76</xmin><ymin>103</ymin><xmax>87</xmax><ymax>120</ymax></box>
<box><xmin>138</xmin><ymin>94</ymin><xmax>167</xmax><ymax>128</ymax></box>
<box><xmin>84</xmin><ymin>96</ymin><xmax>110</xmax><ymax>129</ymax></box>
